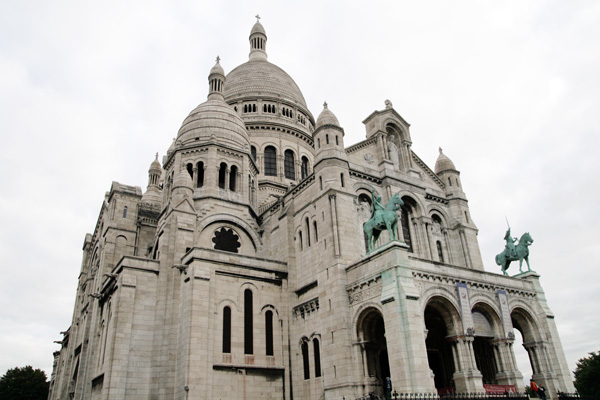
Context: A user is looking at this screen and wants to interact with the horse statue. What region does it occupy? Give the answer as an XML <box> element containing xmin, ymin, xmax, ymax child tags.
<box><xmin>363</xmin><ymin>193</ymin><xmax>404</xmax><ymax>253</ymax></box>
<box><xmin>495</xmin><ymin>232</ymin><xmax>534</xmax><ymax>275</ymax></box>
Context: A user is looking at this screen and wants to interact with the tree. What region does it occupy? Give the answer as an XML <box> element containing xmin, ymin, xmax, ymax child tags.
<box><xmin>0</xmin><ymin>365</ymin><xmax>49</xmax><ymax>400</ymax></box>
<box><xmin>574</xmin><ymin>351</ymin><xmax>600</xmax><ymax>397</ymax></box>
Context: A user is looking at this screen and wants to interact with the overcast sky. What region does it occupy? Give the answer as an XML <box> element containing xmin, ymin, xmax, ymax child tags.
<box><xmin>1</xmin><ymin>0</ymin><xmax>599</xmax><ymax>385</ymax></box>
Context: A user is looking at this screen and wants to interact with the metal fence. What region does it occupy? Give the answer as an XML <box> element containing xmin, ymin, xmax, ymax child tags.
<box><xmin>355</xmin><ymin>392</ymin><xmax>530</xmax><ymax>400</ymax></box>
<box><xmin>558</xmin><ymin>392</ymin><xmax>600</xmax><ymax>400</ymax></box>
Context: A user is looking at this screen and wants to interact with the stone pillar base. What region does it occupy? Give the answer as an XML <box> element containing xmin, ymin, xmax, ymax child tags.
<box><xmin>453</xmin><ymin>369</ymin><xmax>484</xmax><ymax>393</ymax></box>
<box><xmin>496</xmin><ymin>371</ymin><xmax>525</xmax><ymax>392</ymax></box>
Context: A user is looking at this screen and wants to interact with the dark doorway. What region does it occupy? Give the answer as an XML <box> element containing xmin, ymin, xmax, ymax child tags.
<box><xmin>424</xmin><ymin>305</ymin><xmax>455</xmax><ymax>391</ymax></box>
<box><xmin>473</xmin><ymin>337</ymin><xmax>497</xmax><ymax>384</ymax></box>
<box><xmin>358</xmin><ymin>308</ymin><xmax>391</xmax><ymax>395</ymax></box>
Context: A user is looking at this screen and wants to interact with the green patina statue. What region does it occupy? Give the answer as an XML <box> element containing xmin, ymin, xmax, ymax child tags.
<box><xmin>363</xmin><ymin>187</ymin><xmax>404</xmax><ymax>253</ymax></box>
<box><xmin>495</xmin><ymin>229</ymin><xmax>534</xmax><ymax>275</ymax></box>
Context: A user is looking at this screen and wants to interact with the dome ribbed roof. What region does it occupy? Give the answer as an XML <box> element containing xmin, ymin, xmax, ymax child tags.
<box><xmin>316</xmin><ymin>102</ymin><xmax>340</xmax><ymax>128</ymax></box>
<box><xmin>177</xmin><ymin>99</ymin><xmax>250</xmax><ymax>150</ymax></box>
<box><xmin>434</xmin><ymin>148</ymin><xmax>457</xmax><ymax>173</ymax></box>
<box><xmin>210</xmin><ymin>59</ymin><xmax>225</xmax><ymax>77</ymax></box>
<box><xmin>149</xmin><ymin>154</ymin><xmax>161</xmax><ymax>172</ymax></box>
<box><xmin>251</xmin><ymin>21</ymin><xmax>266</xmax><ymax>35</ymax></box>
<box><xmin>224</xmin><ymin>60</ymin><xmax>308</xmax><ymax>108</ymax></box>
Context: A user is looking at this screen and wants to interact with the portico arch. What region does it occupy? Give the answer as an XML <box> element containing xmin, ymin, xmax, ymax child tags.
<box><xmin>424</xmin><ymin>296</ymin><xmax>460</xmax><ymax>392</ymax></box>
<box><xmin>471</xmin><ymin>302</ymin><xmax>502</xmax><ymax>384</ymax></box>
<box><xmin>356</xmin><ymin>307</ymin><xmax>390</xmax><ymax>395</ymax></box>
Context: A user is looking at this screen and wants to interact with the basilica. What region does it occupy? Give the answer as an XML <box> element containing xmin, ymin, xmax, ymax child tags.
<box><xmin>48</xmin><ymin>18</ymin><xmax>574</xmax><ymax>400</ymax></box>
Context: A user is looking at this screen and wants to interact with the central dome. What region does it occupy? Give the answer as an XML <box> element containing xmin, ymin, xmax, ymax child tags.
<box><xmin>224</xmin><ymin>60</ymin><xmax>308</xmax><ymax>108</ymax></box>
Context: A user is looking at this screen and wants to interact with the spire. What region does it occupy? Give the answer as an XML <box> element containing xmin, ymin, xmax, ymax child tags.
<box><xmin>208</xmin><ymin>56</ymin><xmax>225</xmax><ymax>100</ymax></box>
<box><xmin>249</xmin><ymin>16</ymin><xmax>267</xmax><ymax>61</ymax></box>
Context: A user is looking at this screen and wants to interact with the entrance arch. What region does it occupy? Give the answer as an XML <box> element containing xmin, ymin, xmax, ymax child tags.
<box><xmin>424</xmin><ymin>297</ymin><xmax>460</xmax><ymax>392</ymax></box>
<box><xmin>356</xmin><ymin>307</ymin><xmax>390</xmax><ymax>394</ymax></box>
<box><xmin>511</xmin><ymin>307</ymin><xmax>544</xmax><ymax>377</ymax></box>
<box><xmin>471</xmin><ymin>305</ymin><xmax>500</xmax><ymax>384</ymax></box>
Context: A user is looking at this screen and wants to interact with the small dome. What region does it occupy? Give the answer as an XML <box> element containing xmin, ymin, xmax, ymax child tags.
<box><xmin>434</xmin><ymin>148</ymin><xmax>457</xmax><ymax>173</ymax></box>
<box><xmin>149</xmin><ymin>153</ymin><xmax>161</xmax><ymax>172</ymax></box>
<box><xmin>177</xmin><ymin>99</ymin><xmax>250</xmax><ymax>150</ymax></box>
<box><xmin>251</xmin><ymin>20</ymin><xmax>266</xmax><ymax>36</ymax></box>
<box><xmin>141</xmin><ymin>188</ymin><xmax>162</xmax><ymax>205</ymax></box>
<box><xmin>316</xmin><ymin>102</ymin><xmax>340</xmax><ymax>128</ymax></box>
<box><xmin>210</xmin><ymin>58</ymin><xmax>225</xmax><ymax>77</ymax></box>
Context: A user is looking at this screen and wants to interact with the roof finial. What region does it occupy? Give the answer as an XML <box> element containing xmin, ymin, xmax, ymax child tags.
<box><xmin>323</xmin><ymin>101</ymin><xmax>328</xmax><ymax>109</ymax></box>
<box><xmin>439</xmin><ymin>147</ymin><xmax>443</xmax><ymax>154</ymax></box>
<box><xmin>255</xmin><ymin>14</ymin><xmax>261</xmax><ymax>22</ymax></box>
<box><xmin>155</xmin><ymin>152</ymin><xmax>159</xmax><ymax>160</ymax></box>
<box><xmin>216</xmin><ymin>55</ymin><xmax>220</xmax><ymax>64</ymax></box>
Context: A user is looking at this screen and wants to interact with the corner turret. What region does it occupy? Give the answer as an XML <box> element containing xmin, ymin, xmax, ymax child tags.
<box><xmin>435</xmin><ymin>148</ymin><xmax>463</xmax><ymax>195</ymax></box>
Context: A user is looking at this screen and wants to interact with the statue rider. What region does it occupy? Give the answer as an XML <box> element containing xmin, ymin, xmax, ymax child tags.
<box><xmin>504</xmin><ymin>228</ymin><xmax>518</xmax><ymax>259</ymax></box>
<box><xmin>370</xmin><ymin>186</ymin><xmax>384</xmax><ymax>221</ymax></box>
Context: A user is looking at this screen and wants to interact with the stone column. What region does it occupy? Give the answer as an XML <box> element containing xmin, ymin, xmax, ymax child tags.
<box><xmin>443</xmin><ymin>230</ymin><xmax>453</xmax><ymax>263</ymax></box>
<box><xmin>329</xmin><ymin>194</ymin><xmax>340</xmax><ymax>257</ymax></box>
<box><xmin>459</xmin><ymin>229</ymin><xmax>473</xmax><ymax>269</ymax></box>
<box><xmin>452</xmin><ymin>335</ymin><xmax>484</xmax><ymax>393</ymax></box>
<box><xmin>494</xmin><ymin>340</ymin><xmax>525</xmax><ymax>391</ymax></box>
<box><xmin>224</xmin><ymin>168</ymin><xmax>230</xmax><ymax>190</ymax></box>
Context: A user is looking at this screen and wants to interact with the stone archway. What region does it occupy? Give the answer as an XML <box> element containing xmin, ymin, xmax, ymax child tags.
<box><xmin>471</xmin><ymin>309</ymin><xmax>498</xmax><ymax>384</ymax></box>
<box><xmin>424</xmin><ymin>303</ymin><xmax>456</xmax><ymax>391</ymax></box>
<box><xmin>357</xmin><ymin>307</ymin><xmax>390</xmax><ymax>395</ymax></box>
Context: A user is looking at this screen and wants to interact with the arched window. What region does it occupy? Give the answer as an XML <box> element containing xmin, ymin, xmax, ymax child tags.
<box><xmin>301</xmin><ymin>156</ymin><xmax>309</xmax><ymax>179</ymax></box>
<box><xmin>298</xmin><ymin>231</ymin><xmax>303</xmax><ymax>251</ymax></box>
<box><xmin>251</xmin><ymin>146</ymin><xmax>257</xmax><ymax>162</ymax></box>
<box><xmin>319</xmin><ymin>176</ymin><xmax>323</xmax><ymax>190</ymax></box>
<box><xmin>229</xmin><ymin>165</ymin><xmax>237</xmax><ymax>191</ymax></box>
<box><xmin>313</xmin><ymin>221</ymin><xmax>318</xmax><ymax>243</ymax></box>
<box><xmin>196</xmin><ymin>161</ymin><xmax>204</xmax><ymax>187</ymax></box>
<box><xmin>340</xmin><ymin>173</ymin><xmax>344</xmax><ymax>187</ymax></box>
<box><xmin>302</xmin><ymin>341</ymin><xmax>310</xmax><ymax>379</ymax></box>
<box><xmin>122</xmin><ymin>206</ymin><xmax>127</xmax><ymax>218</ymax></box>
<box><xmin>223</xmin><ymin>307</ymin><xmax>231</xmax><ymax>353</ymax></box>
<box><xmin>313</xmin><ymin>338</ymin><xmax>322</xmax><ymax>377</ymax></box>
<box><xmin>335</xmin><ymin>135</ymin><xmax>339</xmax><ymax>145</ymax></box>
<box><xmin>305</xmin><ymin>218</ymin><xmax>311</xmax><ymax>247</ymax></box>
<box><xmin>326</xmin><ymin>134</ymin><xmax>329</xmax><ymax>144</ymax></box>
<box><xmin>264</xmin><ymin>146</ymin><xmax>277</xmax><ymax>176</ymax></box>
<box><xmin>186</xmin><ymin>163</ymin><xmax>193</xmax><ymax>179</ymax></box>
<box><xmin>218</xmin><ymin>163</ymin><xmax>227</xmax><ymax>189</ymax></box>
<box><xmin>244</xmin><ymin>289</ymin><xmax>253</xmax><ymax>354</ymax></box>
<box><xmin>284</xmin><ymin>150</ymin><xmax>295</xmax><ymax>180</ymax></box>
<box><xmin>265</xmin><ymin>310</ymin><xmax>274</xmax><ymax>356</ymax></box>
<box><xmin>448</xmin><ymin>177</ymin><xmax>452</xmax><ymax>186</ymax></box>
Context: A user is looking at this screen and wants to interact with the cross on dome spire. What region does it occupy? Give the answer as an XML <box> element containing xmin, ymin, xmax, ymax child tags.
<box><xmin>255</xmin><ymin>14</ymin><xmax>260</xmax><ymax>22</ymax></box>
<box><xmin>323</xmin><ymin>101</ymin><xmax>328</xmax><ymax>108</ymax></box>
<box><xmin>216</xmin><ymin>55</ymin><xmax>220</xmax><ymax>63</ymax></box>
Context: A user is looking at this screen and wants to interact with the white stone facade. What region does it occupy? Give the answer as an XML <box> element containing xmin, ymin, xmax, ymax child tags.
<box><xmin>49</xmin><ymin>19</ymin><xmax>574</xmax><ymax>400</ymax></box>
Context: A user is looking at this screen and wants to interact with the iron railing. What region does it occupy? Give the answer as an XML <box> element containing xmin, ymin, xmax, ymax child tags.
<box><xmin>355</xmin><ymin>392</ymin><xmax>530</xmax><ymax>400</ymax></box>
<box><xmin>558</xmin><ymin>392</ymin><xmax>600</xmax><ymax>400</ymax></box>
